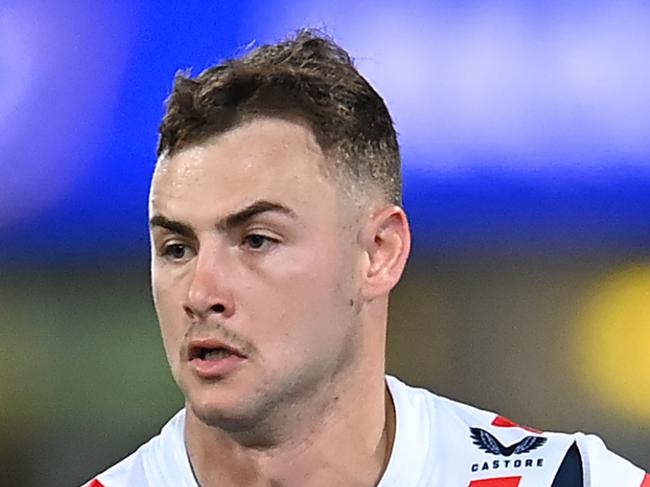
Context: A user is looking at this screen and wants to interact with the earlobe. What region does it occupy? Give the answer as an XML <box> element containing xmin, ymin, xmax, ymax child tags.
<box><xmin>360</xmin><ymin>205</ymin><xmax>411</xmax><ymax>300</ymax></box>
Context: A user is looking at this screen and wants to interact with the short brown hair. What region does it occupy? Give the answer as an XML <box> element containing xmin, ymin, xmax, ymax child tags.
<box><xmin>158</xmin><ymin>29</ymin><xmax>401</xmax><ymax>205</ymax></box>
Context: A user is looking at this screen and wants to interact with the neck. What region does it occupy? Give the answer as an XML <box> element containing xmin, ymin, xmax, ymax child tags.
<box><xmin>185</xmin><ymin>357</ymin><xmax>394</xmax><ymax>487</ymax></box>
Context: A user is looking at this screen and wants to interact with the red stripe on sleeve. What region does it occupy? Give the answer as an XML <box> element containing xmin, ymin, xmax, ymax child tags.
<box><xmin>640</xmin><ymin>473</ymin><xmax>650</xmax><ymax>487</ymax></box>
<box><xmin>469</xmin><ymin>476</ymin><xmax>522</xmax><ymax>487</ymax></box>
<box><xmin>87</xmin><ymin>480</ymin><xmax>105</xmax><ymax>487</ymax></box>
<box><xmin>491</xmin><ymin>415</ymin><xmax>543</xmax><ymax>434</ymax></box>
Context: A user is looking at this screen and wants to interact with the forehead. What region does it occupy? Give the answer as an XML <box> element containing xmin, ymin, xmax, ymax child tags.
<box><xmin>150</xmin><ymin>117</ymin><xmax>338</xmax><ymax>219</ymax></box>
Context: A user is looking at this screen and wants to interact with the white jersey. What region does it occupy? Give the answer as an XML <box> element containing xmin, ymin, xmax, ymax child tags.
<box><xmin>84</xmin><ymin>376</ymin><xmax>649</xmax><ymax>487</ymax></box>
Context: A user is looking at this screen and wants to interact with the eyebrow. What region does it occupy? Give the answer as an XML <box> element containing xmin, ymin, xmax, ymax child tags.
<box><xmin>149</xmin><ymin>200</ymin><xmax>296</xmax><ymax>237</ymax></box>
<box><xmin>217</xmin><ymin>200</ymin><xmax>296</xmax><ymax>231</ymax></box>
<box><xmin>149</xmin><ymin>215</ymin><xmax>196</xmax><ymax>239</ymax></box>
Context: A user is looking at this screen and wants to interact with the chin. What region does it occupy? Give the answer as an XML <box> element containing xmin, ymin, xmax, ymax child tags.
<box><xmin>187</xmin><ymin>379</ymin><xmax>288</xmax><ymax>442</ymax></box>
<box><xmin>189</xmin><ymin>396</ymin><xmax>285</xmax><ymax>448</ymax></box>
<box><xmin>190</xmin><ymin>400</ymin><xmax>240</xmax><ymax>428</ymax></box>
<box><xmin>188</xmin><ymin>395</ymin><xmax>266</xmax><ymax>434</ymax></box>
<box><xmin>184</xmin><ymin>380</ymin><xmax>257</xmax><ymax>428</ymax></box>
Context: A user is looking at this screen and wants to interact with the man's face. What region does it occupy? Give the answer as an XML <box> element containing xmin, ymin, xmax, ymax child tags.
<box><xmin>149</xmin><ymin>117</ymin><xmax>365</xmax><ymax>431</ymax></box>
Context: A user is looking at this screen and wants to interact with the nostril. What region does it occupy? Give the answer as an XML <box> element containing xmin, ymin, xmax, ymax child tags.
<box><xmin>183</xmin><ymin>305</ymin><xmax>196</xmax><ymax>319</ymax></box>
<box><xmin>211</xmin><ymin>304</ymin><xmax>225</xmax><ymax>313</ymax></box>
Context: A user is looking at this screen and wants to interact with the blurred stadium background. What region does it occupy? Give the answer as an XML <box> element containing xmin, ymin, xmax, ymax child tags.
<box><xmin>1</xmin><ymin>1</ymin><xmax>649</xmax><ymax>485</ymax></box>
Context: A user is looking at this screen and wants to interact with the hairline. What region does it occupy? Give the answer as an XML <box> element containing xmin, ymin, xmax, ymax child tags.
<box><xmin>155</xmin><ymin>114</ymin><xmax>388</xmax><ymax>213</ymax></box>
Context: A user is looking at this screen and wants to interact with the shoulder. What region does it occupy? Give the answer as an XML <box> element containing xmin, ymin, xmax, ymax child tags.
<box><xmin>80</xmin><ymin>446</ymin><xmax>148</xmax><ymax>487</ymax></box>
<box><xmin>80</xmin><ymin>409</ymin><xmax>195</xmax><ymax>487</ymax></box>
<box><xmin>385</xmin><ymin>376</ymin><xmax>648</xmax><ymax>487</ymax></box>
<box><xmin>574</xmin><ymin>434</ymin><xmax>649</xmax><ymax>487</ymax></box>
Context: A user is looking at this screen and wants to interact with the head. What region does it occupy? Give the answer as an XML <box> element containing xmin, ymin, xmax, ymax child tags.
<box><xmin>149</xmin><ymin>30</ymin><xmax>410</xmax><ymax>440</ymax></box>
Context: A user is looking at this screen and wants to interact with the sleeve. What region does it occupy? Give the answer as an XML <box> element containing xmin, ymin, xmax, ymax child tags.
<box><xmin>576</xmin><ymin>434</ymin><xmax>648</xmax><ymax>487</ymax></box>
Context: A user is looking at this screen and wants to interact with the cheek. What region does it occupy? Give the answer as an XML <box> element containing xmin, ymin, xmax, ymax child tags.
<box><xmin>261</xmin><ymin>245</ymin><xmax>341</xmax><ymax>306</ymax></box>
<box><xmin>278</xmin><ymin>232</ymin><xmax>353</xmax><ymax>284</ymax></box>
<box><xmin>151</xmin><ymin>276</ymin><xmax>186</xmax><ymax>363</ymax></box>
<box><xmin>253</xmin><ymin>242</ymin><xmax>359</xmax><ymax>339</ymax></box>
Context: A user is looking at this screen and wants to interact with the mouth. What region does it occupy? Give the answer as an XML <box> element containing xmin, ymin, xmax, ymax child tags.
<box><xmin>188</xmin><ymin>340</ymin><xmax>246</xmax><ymax>360</ymax></box>
<box><xmin>186</xmin><ymin>339</ymin><xmax>247</xmax><ymax>378</ymax></box>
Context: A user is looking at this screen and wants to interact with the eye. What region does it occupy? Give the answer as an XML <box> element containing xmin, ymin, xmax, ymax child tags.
<box><xmin>161</xmin><ymin>243</ymin><xmax>191</xmax><ymax>261</ymax></box>
<box><xmin>242</xmin><ymin>234</ymin><xmax>277</xmax><ymax>251</ymax></box>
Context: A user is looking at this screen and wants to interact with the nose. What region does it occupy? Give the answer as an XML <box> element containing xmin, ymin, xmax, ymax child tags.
<box><xmin>183</xmin><ymin>244</ymin><xmax>235</xmax><ymax>322</ymax></box>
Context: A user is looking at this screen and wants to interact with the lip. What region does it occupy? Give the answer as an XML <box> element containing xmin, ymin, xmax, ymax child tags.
<box><xmin>187</xmin><ymin>338</ymin><xmax>247</xmax><ymax>379</ymax></box>
<box><xmin>190</xmin><ymin>353</ymin><xmax>246</xmax><ymax>379</ymax></box>
<box><xmin>188</xmin><ymin>338</ymin><xmax>247</xmax><ymax>359</ymax></box>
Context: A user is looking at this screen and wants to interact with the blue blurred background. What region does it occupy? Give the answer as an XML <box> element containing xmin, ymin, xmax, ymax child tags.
<box><xmin>1</xmin><ymin>1</ymin><xmax>649</xmax><ymax>484</ymax></box>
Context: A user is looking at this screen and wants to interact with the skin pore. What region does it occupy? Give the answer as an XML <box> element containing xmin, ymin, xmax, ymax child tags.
<box><xmin>149</xmin><ymin>117</ymin><xmax>410</xmax><ymax>486</ymax></box>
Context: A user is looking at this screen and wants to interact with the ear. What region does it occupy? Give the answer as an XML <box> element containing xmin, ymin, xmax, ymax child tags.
<box><xmin>358</xmin><ymin>205</ymin><xmax>411</xmax><ymax>301</ymax></box>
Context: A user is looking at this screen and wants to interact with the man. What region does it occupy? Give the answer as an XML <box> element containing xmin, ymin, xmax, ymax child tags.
<box><xmin>84</xmin><ymin>30</ymin><xmax>648</xmax><ymax>487</ymax></box>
